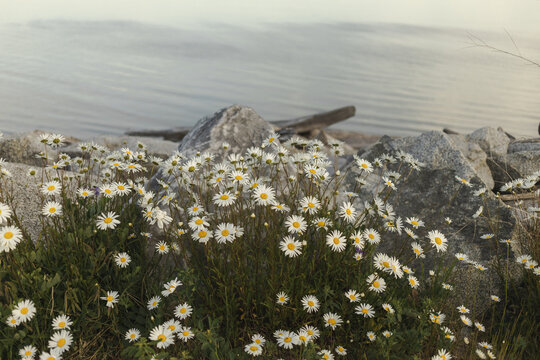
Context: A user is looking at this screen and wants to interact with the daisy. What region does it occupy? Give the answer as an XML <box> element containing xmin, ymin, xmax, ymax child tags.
<box><xmin>490</xmin><ymin>295</ymin><xmax>501</xmax><ymax>302</ymax></box>
<box><xmin>428</xmin><ymin>230</ymin><xmax>448</xmax><ymax>252</ymax></box>
<box><xmin>323</xmin><ymin>312</ymin><xmax>343</xmax><ymax>330</ymax></box>
<box><xmin>279</xmin><ymin>236</ymin><xmax>302</xmax><ymax>257</ymax></box>
<box><xmin>149</xmin><ymin>325</ymin><xmax>174</xmax><ymax>349</ymax></box>
<box><xmin>402</xmin><ymin>266</ymin><xmax>413</xmax><ymax>275</ymax></box>
<box><xmin>114</xmin><ymin>252</ymin><xmax>131</xmax><ymax>268</ymax></box>
<box><xmin>272</xmin><ymin>203</ymin><xmax>290</xmax><ymax>213</ymax></box>
<box><xmin>481</xmin><ymin>233</ymin><xmax>495</xmax><ymax>240</ymax></box>
<box><xmin>355</xmin><ymin>303</ymin><xmax>375</xmax><ymax>318</ymax></box>
<box><xmin>113</xmin><ymin>182</ymin><xmax>131</xmax><ymax>196</ymax></box>
<box><xmin>6</xmin><ymin>315</ymin><xmax>20</xmax><ymax>327</ymax></box>
<box><xmin>100</xmin><ymin>184</ymin><xmax>115</xmax><ymax>198</ymax></box>
<box><xmin>478</xmin><ymin>342</ymin><xmax>493</xmax><ymax>350</ymax></box>
<box><xmin>430</xmin><ymin>312</ymin><xmax>446</xmax><ymax>325</ymax></box>
<box><xmin>147</xmin><ymin>296</ymin><xmax>161</xmax><ymax>310</ymax></box>
<box><xmin>285</xmin><ymin>215</ymin><xmax>307</xmax><ymax>234</ymax></box>
<box><xmin>177</xmin><ymin>326</ymin><xmax>195</xmax><ymax>342</ymax></box>
<box><xmin>96</xmin><ymin>212</ymin><xmax>120</xmax><ymax>230</ymax></box>
<box><xmin>457</xmin><ymin>305</ymin><xmax>469</xmax><ymax>314</ymax></box>
<box><xmin>39</xmin><ymin>349</ymin><xmax>62</xmax><ymax>360</ymax></box>
<box><xmin>455</xmin><ymin>253</ymin><xmax>468</xmax><ymax>262</ymax></box>
<box><xmin>460</xmin><ymin>315</ymin><xmax>472</xmax><ymax>326</ymax></box>
<box><xmin>77</xmin><ymin>188</ymin><xmax>94</xmax><ymax>198</ymax></box>
<box><xmin>326</xmin><ymin>230</ymin><xmax>347</xmax><ymax>252</ymax></box>
<box><xmin>300</xmin><ymin>325</ymin><xmax>320</xmax><ymax>340</ymax></box>
<box><xmin>405</xmin><ymin>228</ymin><xmax>418</xmax><ymax>239</ymax></box>
<box><xmin>155</xmin><ymin>241</ymin><xmax>169</xmax><ymax>254</ymax></box>
<box><xmin>300</xmin><ymin>196</ymin><xmax>321</xmax><ymax>214</ymax></box>
<box><xmin>301</xmin><ymin>295</ymin><xmax>320</xmax><ymax>313</ymax></box>
<box><xmin>188</xmin><ymin>204</ymin><xmax>204</xmax><ymax>216</ymax></box>
<box><xmin>276</xmin><ymin>331</ymin><xmax>295</xmax><ymax>349</ymax></box>
<box><xmin>349</xmin><ymin>230</ymin><xmax>364</xmax><ymax>249</ymax></box>
<box><xmin>382</xmin><ymin>303</ymin><xmax>395</xmax><ymax>314</ymax></box>
<box><xmin>125</xmin><ymin>328</ymin><xmax>141</xmax><ymax>343</ymax></box>
<box><xmin>436</xmin><ymin>349</ymin><xmax>452</xmax><ymax>360</ymax></box>
<box><xmin>188</xmin><ymin>216</ymin><xmax>210</xmax><ymax>231</ymax></box>
<box><xmin>313</xmin><ymin>217</ymin><xmax>332</xmax><ymax>231</ymax></box>
<box><xmin>367</xmin><ymin>274</ymin><xmax>386</xmax><ymax>293</ymax></box>
<box><xmin>48</xmin><ymin>330</ymin><xmax>73</xmax><ymax>354</ymax></box>
<box><xmin>382</xmin><ymin>330</ymin><xmax>393</xmax><ymax>338</ymax></box>
<box><xmin>355</xmin><ymin>158</ymin><xmax>373</xmax><ymax>172</ymax></box>
<box><xmin>174</xmin><ymin>303</ymin><xmax>193</xmax><ymax>319</ymax></box>
<box><xmin>213</xmin><ymin>191</ymin><xmax>236</xmax><ymax>207</ymax></box>
<box><xmin>476</xmin><ymin>349</ymin><xmax>487</xmax><ymax>359</ymax></box>
<box><xmin>244</xmin><ymin>343</ymin><xmax>263</xmax><ymax>356</ymax></box>
<box><xmin>0</xmin><ymin>226</ymin><xmax>23</xmax><ymax>252</ymax></box>
<box><xmin>339</xmin><ymin>201</ymin><xmax>356</xmax><ymax>223</ymax></box>
<box><xmin>230</xmin><ymin>170</ymin><xmax>249</xmax><ymax>185</ymax></box>
<box><xmin>383</xmin><ymin>177</ymin><xmax>396</xmax><ymax>190</ymax></box>
<box><xmin>164</xmin><ymin>319</ymin><xmax>182</xmax><ymax>334</ymax></box>
<box><xmin>252</xmin><ymin>185</ymin><xmax>276</xmax><ymax>206</ymax></box>
<box><xmin>215</xmin><ymin>223</ymin><xmax>236</xmax><ymax>243</ymax></box>
<box><xmin>101</xmin><ymin>291</ymin><xmax>119</xmax><ymax>308</ymax></box>
<box><xmin>319</xmin><ymin>350</ymin><xmax>334</xmax><ymax>360</ymax></box>
<box><xmin>41</xmin><ymin>181</ymin><xmax>61</xmax><ymax>196</ymax></box>
<box><xmin>0</xmin><ymin>203</ymin><xmax>12</xmax><ymax>223</ymax></box>
<box><xmin>455</xmin><ymin>176</ymin><xmax>472</xmax><ymax>187</ymax></box>
<box><xmin>475</xmin><ymin>321</ymin><xmax>486</xmax><ymax>332</ymax></box>
<box><xmin>442</xmin><ymin>283</ymin><xmax>453</xmax><ymax>290</ymax></box>
<box><xmin>296</xmin><ymin>329</ymin><xmax>311</xmax><ymax>345</ymax></box>
<box><xmin>12</xmin><ymin>300</ymin><xmax>36</xmax><ymax>323</ymax></box>
<box><xmin>52</xmin><ymin>314</ymin><xmax>72</xmax><ymax>330</ymax></box>
<box><xmin>161</xmin><ymin>278</ymin><xmax>182</xmax><ymax>297</ymax></box>
<box><xmin>363</xmin><ymin>228</ymin><xmax>380</xmax><ymax>244</ymax></box>
<box><xmin>335</xmin><ymin>345</ymin><xmax>347</xmax><ymax>356</ymax></box>
<box><xmin>516</xmin><ymin>255</ymin><xmax>532</xmax><ymax>264</ymax></box>
<box><xmin>345</xmin><ymin>290</ymin><xmax>360</xmax><ymax>302</ymax></box>
<box><xmin>406</xmin><ymin>217</ymin><xmax>424</xmax><ymax>228</ymax></box>
<box><xmin>251</xmin><ymin>334</ymin><xmax>266</xmax><ymax>345</ymax></box>
<box><xmin>408</xmin><ymin>275</ymin><xmax>420</xmax><ymax>289</ymax></box>
<box><xmin>366</xmin><ymin>331</ymin><xmax>376</xmax><ymax>342</ymax></box>
<box><xmin>276</xmin><ymin>292</ymin><xmax>289</xmax><ymax>305</ymax></box>
<box><xmin>19</xmin><ymin>345</ymin><xmax>37</xmax><ymax>360</ymax></box>
<box><xmin>49</xmin><ymin>134</ymin><xmax>65</xmax><ymax>148</ymax></box>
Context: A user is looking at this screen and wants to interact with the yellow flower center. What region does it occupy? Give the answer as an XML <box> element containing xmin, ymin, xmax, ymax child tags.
<box><xmin>193</xmin><ymin>207</ymin><xmax>198</xmax><ymax>211</ymax></box>
<box><xmin>260</xmin><ymin>193</ymin><xmax>268</xmax><ymax>199</ymax></box>
<box><xmin>221</xmin><ymin>230</ymin><xmax>229</xmax><ymax>236</ymax></box>
<box><xmin>118</xmin><ymin>185</ymin><xmax>125</xmax><ymax>190</ymax></box>
<box><xmin>104</xmin><ymin>217</ymin><xmax>113</xmax><ymax>224</ymax></box>
<box><xmin>195</xmin><ymin>219</ymin><xmax>203</xmax><ymax>225</ymax></box>
<box><xmin>49</xmin><ymin>207</ymin><xmax>56</xmax><ymax>213</ymax></box>
<box><xmin>328</xmin><ymin>318</ymin><xmax>336</xmax><ymax>325</ymax></box>
<box><xmin>333</xmin><ymin>237</ymin><xmax>340</xmax><ymax>244</ymax></box>
<box><xmin>25</xmin><ymin>351</ymin><xmax>32</xmax><ymax>355</ymax></box>
<box><xmin>382</xmin><ymin>261</ymin><xmax>389</xmax><ymax>268</ymax></box>
<box><xmin>235</xmin><ymin>175</ymin><xmax>243</xmax><ymax>180</ymax></box>
<box><xmin>434</xmin><ymin>237</ymin><xmax>442</xmax><ymax>245</ymax></box>
<box><xmin>373</xmin><ymin>281</ymin><xmax>380</xmax><ymax>288</ymax></box>
<box><xmin>220</xmin><ymin>194</ymin><xmax>229</xmax><ymax>200</ymax></box>
<box><xmin>106</xmin><ymin>295</ymin><xmax>114</xmax><ymax>301</ymax></box>
<box><xmin>188</xmin><ymin>166</ymin><xmax>195</xmax><ymax>172</ymax></box>
<box><xmin>410</xmin><ymin>279</ymin><xmax>416</xmax><ymax>285</ymax></box>
<box><xmin>113</xmin><ymin>163</ymin><xmax>120</xmax><ymax>167</ymax></box>
<box><xmin>317</xmin><ymin>221</ymin><xmax>325</xmax><ymax>227</ymax></box>
<box><xmin>105</xmin><ymin>189</ymin><xmax>111</xmax><ymax>194</ymax></box>
<box><xmin>10</xmin><ymin>318</ymin><xmax>16</xmax><ymax>324</ymax></box>
<box><xmin>307</xmin><ymin>330</ymin><xmax>313</xmax><ymax>335</ymax></box>
<box><xmin>58</xmin><ymin>321</ymin><xmax>66</xmax><ymax>327</ymax></box>
<box><xmin>58</xmin><ymin>338</ymin><xmax>66</xmax><ymax>347</ymax></box>
<box><xmin>338</xmin><ymin>346</ymin><xmax>344</xmax><ymax>351</ymax></box>
<box><xmin>292</xmin><ymin>221</ymin><xmax>300</xmax><ymax>228</ymax></box>
<box><xmin>350</xmin><ymin>295</ymin><xmax>356</xmax><ymax>300</ymax></box>
<box><xmin>47</xmin><ymin>185</ymin><xmax>55</xmax><ymax>191</ymax></box>
<box><xmin>287</xmin><ymin>243</ymin><xmax>295</xmax><ymax>250</ymax></box>
<box><xmin>169</xmin><ymin>325</ymin><xmax>176</xmax><ymax>331</ymax></box>
<box><xmin>198</xmin><ymin>230</ymin><xmax>207</xmax><ymax>238</ymax></box>
<box><xmin>158</xmin><ymin>334</ymin><xmax>166</xmax><ymax>342</ymax></box>
<box><xmin>362</xmin><ymin>308</ymin><xmax>368</xmax><ymax>314</ymax></box>
<box><xmin>129</xmin><ymin>164</ymin><xmax>135</xmax><ymax>169</ymax></box>
<box><xmin>216</xmin><ymin>176</ymin><xmax>222</xmax><ymax>182</ymax></box>
<box><xmin>130</xmin><ymin>333</ymin><xmax>136</xmax><ymax>339</ymax></box>
<box><xmin>284</xmin><ymin>337</ymin><xmax>292</xmax><ymax>343</ymax></box>
<box><xmin>250</xmin><ymin>345</ymin><xmax>258</xmax><ymax>351</ymax></box>
<box><xmin>346</xmin><ymin>209</ymin><xmax>351</xmax><ymax>215</ymax></box>
<box><xmin>368</xmin><ymin>234</ymin><xmax>374</xmax><ymax>239</ymax></box>
<box><xmin>82</xmin><ymin>192</ymin><xmax>88</xmax><ymax>196</ymax></box>
<box><xmin>48</xmin><ymin>357</ymin><xmax>55</xmax><ymax>360</ymax></box>
<box><xmin>309</xmin><ymin>169</ymin><xmax>316</xmax><ymax>174</ymax></box>
<box><xmin>160</xmin><ymin>245</ymin><xmax>165</xmax><ymax>250</ymax></box>
<box><xmin>324</xmin><ymin>355</ymin><xmax>330</xmax><ymax>360</ymax></box>
<box><xmin>411</xmin><ymin>220</ymin><xmax>418</xmax><ymax>225</ymax></box>
<box><xmin>307</xmin><ymin>301</ymin><xmax>314</xmax><ymax>307</ymax></box>
<box><xmin>180</xmin><ymin>308</ymin><xmax>186</xmax><ymax>313</ymax></box>
<box><xmin>5</xmin><ymin>232</ymin><xmax>14</xmax><ymax>239</ymax></box>
<box><xmin>308</xmin><ymin>202</ymin><xmax>315</xmax><ymax>208</ymax></box>
<box><xmin>182</xmin><ymin>331</ymin><xmax>189</xmax><ymax>337</ymax></box>
<box><xmin>279</xmin><ymin>296</ymin><xmax>285</xmax><ymax>302</ymax></box>
<box><xmin>268</xmin><ymin>137</ymin><xmax>275</xmax><ymax>143</ymax></box>
<box><xmin>361</xmin><ymin>163</ymin><xmax>368</xmax><ymax>169</ymax></box>
<box><xmin>21</xmin><ymin>307</ymin><xmax>28</xmax><ymax>315</ymax></box>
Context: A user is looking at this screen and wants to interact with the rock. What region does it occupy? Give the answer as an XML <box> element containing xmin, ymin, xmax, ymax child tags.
<box><xmin>505</xmin><ymin>150</ymin><xmax>540</xmax><ymax>177</ymax></box>
<box><xmin>486</xmin><ymin>156</ymin><xmax>522</xmax><ymax>191</ymax></box>
<box><xmin>0</xmin><ymin>130</ymin><xmax>77</xmax><ymax>166</ymax></box>
<box><xmin>507</xmin><ymin>138</ymin><xmax>540</xmax><ymax>153</ymax></box>
<box><xmin>62</xmin><ymin>135</ymin><xmax>178</xmax><ymax>158</ymax></box>
<box><xmin>0</xmin><ymin>162</ymin><xmax>75</xmax><ymax>243</ymax></box>
<box><xmin>359</xmin><ymin>131</ymin><xmax>494</xmax><ymax>189</ymax></box>
<box><xmin>177</xmin><ymin>105</ymin><xmax>276</xmax><ymax>159</ymax></box>
<box><xmin>466</xmin><ymin>127</ymin><xmax>511</xmax><ymax>157</ymax></box>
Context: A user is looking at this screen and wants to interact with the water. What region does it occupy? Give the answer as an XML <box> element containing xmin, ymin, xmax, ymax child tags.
<box><xmin>0</xmin><ymin>20</ymin><xmax>539</xmax><ymax>139</ymax></box>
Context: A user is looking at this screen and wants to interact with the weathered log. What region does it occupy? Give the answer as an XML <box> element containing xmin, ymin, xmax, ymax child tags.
<box><xmin>126</xmin><ymin>106</ymin><xmax>356</xmax><ymax>141</ymax></box>
<box><xmin>443</xmin><ymin>128</ymin><xmax>460</xmax><ymax>135</ymax></box>
<box><xmin>499</xmin><ymin>192</ymin><xmax>538</xmax><ymax>201</ymax></box>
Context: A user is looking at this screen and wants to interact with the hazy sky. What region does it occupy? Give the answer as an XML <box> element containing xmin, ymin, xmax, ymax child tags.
<box><xmin>1</xmin><ymin>0</ymin><xmax>540</xmax><ymax>33</ymax></box>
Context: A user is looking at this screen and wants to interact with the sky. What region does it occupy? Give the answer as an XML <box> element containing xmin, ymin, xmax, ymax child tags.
<box><xmin>1</xmin><ymin>0</ymin><xmax>540</xmax><ymax>34</ymax></box>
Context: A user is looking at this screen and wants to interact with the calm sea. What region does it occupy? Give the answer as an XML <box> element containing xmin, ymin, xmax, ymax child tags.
<box><xmin>0</xmin><ymin>20</ymin><xmax>539</xmax><ymax>138</ymax></box>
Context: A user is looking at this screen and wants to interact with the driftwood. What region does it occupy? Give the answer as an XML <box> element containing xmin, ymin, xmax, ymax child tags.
<box><xmin>499</xmin><ymin>193</ymin><xmax>538</xmax><ymax>201</ymax></box>
<box><xmin>126</xmin><ymin>106</ymin><xmax>356</xmax><ymax>142</ymax></box>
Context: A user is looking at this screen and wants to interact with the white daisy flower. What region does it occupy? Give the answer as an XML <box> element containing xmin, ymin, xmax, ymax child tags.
<box><xmin>300</xmin><ymin>196</ymin><xmax>321</xmax><ymax>214</ymax></box>
<box><xmin>177</xmin><ymin>326</ymin><xmax>195</xmax><ymax>342</ymax></box>
<box><xmin>339</xmin><ymin>201</ymin><xmax>356</xmax><ymax>223</ymax></box>
<box><xmin>285</xmin><ymin>215</ymin><xmax>307</xmax><ymax>234</ymax></box>
<box><xmin>125</xmin><ymin>328</ymin><xmax>141</xmax><ymax>343</ymax></box>
<box><xmin>48</xmin><ymin>330</ymin><xmax>73</xmax><ymax>354</ymax></box>
<box><xmin>326</xmin><ymin>230</ymin><xmax>347</xmax><ymax>252</ymax></box>
<box><xmin>345</xmin><ymin>289</ymin><xmax>360</xmax><ymax>302</ymax></box>
<box><xmin>19</xmin><ymin>344</ymin><xmax>37</xmax><ymax>359</ymax></box>
<box><xmin>114</xmin><ymin>252</ymin><xmax>131</xmax><ymax>268</ymax></box>
<box><xmin>41</xmin><ymin>181</ymin><xmax>61</xmax><ymax>196</ymax></box>
<box><xmin>0</xmin><ymin>225</ymin><xmax>23</xmax><ymax>252</ymax></box>
<box><xmin>301</xmin><ymin>295</ymin><xmax>320</xmax><ymax>313</ymax></box>
<box><xmin>280</xmin><ymin>236</ymin><xmax>302</xmax><ymax>257</ymax></box>
<box><xmin>52</xmin><ymin>314</ymin><xmax>72</xmax><ymax>330</ymax></box>
<box><xmin>215</xmin><ymin>223</ymin><xmax>236</xmax><ymax>243</ymax></box>
<box><xmin>323</xmin><ymin>312</ymin><xmax>343</xmax><ymax>330</ymax></box>
<box><xmin>42</xmin><ymin>201</ymin><xmax>62</xmax><ymax>217</ymax></box>
<box><xmin>174</xmin><ymin>303</ymin><xmax>193</xmax><ymax>320</ymax></box>
<box><xmin>355</xmin><ymin>303</ymin><xmax>375</xmax><ymax>318</ymax></box>
<box><xmin>96</xmin><ymin>212</ymin><xmax>120</xmax><ymax>230</ymax></box>
<box><xmin>252</xmin><ymin>184</ymin><xmax>276</xmax><ymax>206</ymax></box>
<box><xmin>0</xmin><ymin>203</ymin><xmax>12</xmax><ymax>224</ymax></box>
<box><xmin>161</xmin><ymin>278</ymin><xmax>182</xmax><ymax>297</ymax></box>
<box><xmin>12</xmin><ymin>299</ymin><xmax>36</xmax><ymax>323</ymax></box>
<box><xmin>213</xmin><ymin>191</ymin><xmax>236</xmax><ymax>207</ymax></box>
<box><xmin>276</xmin><ymin>292</ymin><xmax>289</xmax><ymax>305</ymax></box>
<box><xmin>101</xmin><ymin>290</ymin><xmax>119</xmax><ymax>308</ymax></box>
<box><xmin>428</xmin><ymin>230</ymin><xmax>448</xmax><ymax>252</ymax></box>
<box><xmin>149</xmin><ymin>325</ymin><xmax>174</xmax><ymax>349</ymax></box>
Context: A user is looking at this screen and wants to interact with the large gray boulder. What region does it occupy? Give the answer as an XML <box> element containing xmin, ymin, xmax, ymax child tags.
<box><xmin>177</xmin><ymin>105</ymin><xmax>276</xmax><ymax>159</ymax></box>
<box><xmin>359</xmin><ymin>131</ymin><xmax>494</xmax><ymax>189</ymax></box>
<box><xmin>466</xmin><ymin>127</ymin><xmax>511</xmax><ymax>157</ymax></box>
<box><xmin>505</xmin><ymin>139</ymin><xmax>540</xmax><ymax>177</ymax></box>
